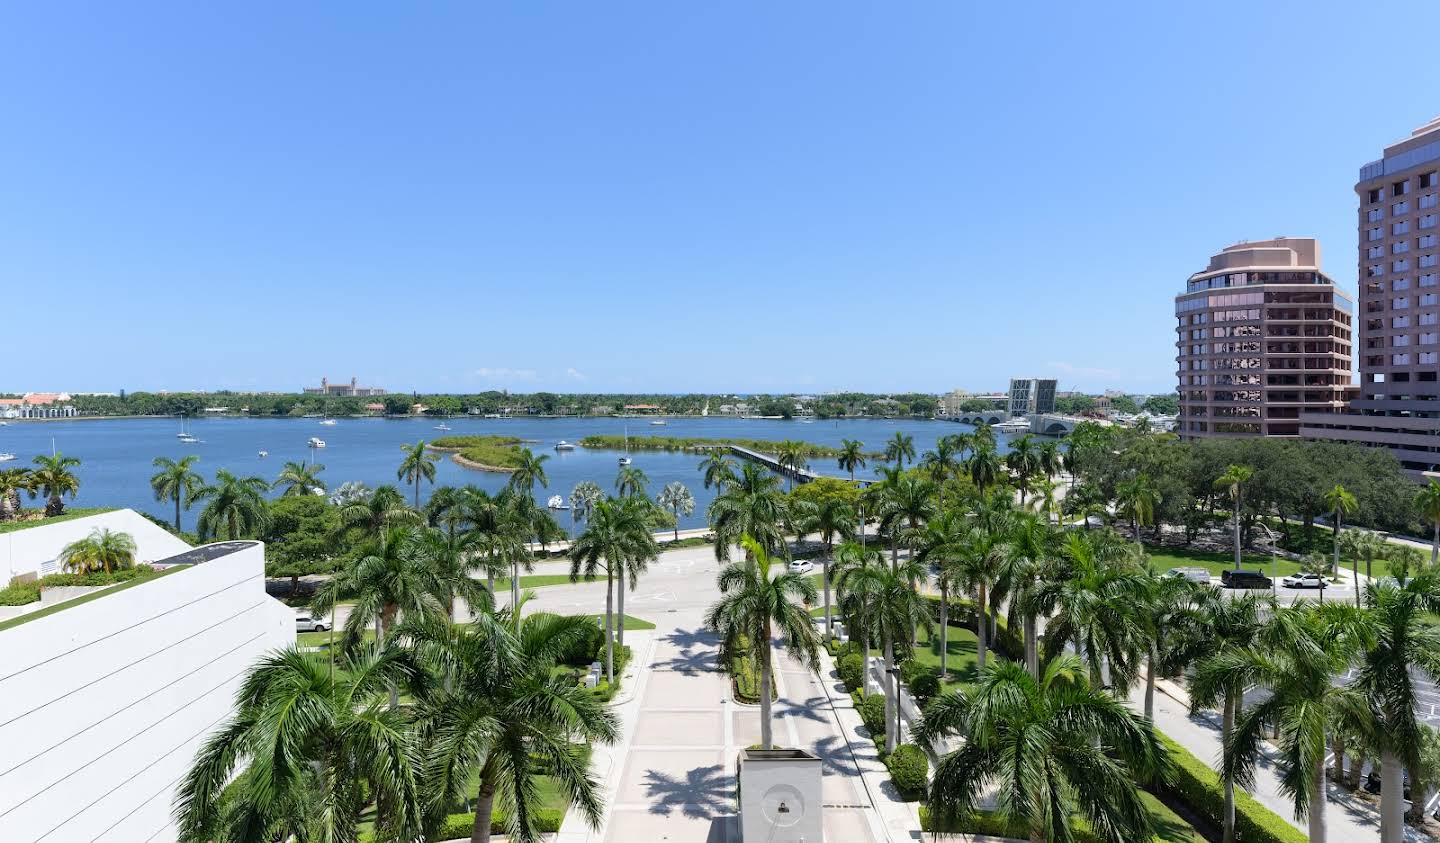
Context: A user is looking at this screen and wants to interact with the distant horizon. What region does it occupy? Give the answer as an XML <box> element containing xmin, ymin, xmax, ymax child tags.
<box><xmin>0</xmin><ymin>383</ymin><xmax>1167</xmax><ymax>398</ymax></box>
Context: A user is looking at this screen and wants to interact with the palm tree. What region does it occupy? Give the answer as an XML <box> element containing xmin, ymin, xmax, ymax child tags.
<box><xmin>569</xmin><ymin>496</ymin><xmax>658</xmax><ymax>683</ymax></box>
<box><xmin>1342</xmin><ymin>574</ymin><xmax>1440</xmax><ymax>843</ymax></box>
<box><xmin>1134</xmin><ymin>568</ymin><xmax>1204</xmax><ymax>722</ymax></box>
<box><xmin>837</xmin><ymin>439</ymin><xmax>866</xmax><ymax>482</ymax></box>
<box><xmin>919</xmin><ymin>435</ymin><xmax>962</xmax><ymax>508</ymax></box>
<box><xmin>397</xmin><ymin>440</ymin><xmax>438</xmax><ymax>509</ymax></box>
<box><xmin>312</xmin><ymin>525</ymin><xmax>444</xmax><ymax>651</ymax></box>
<box><xmin>698</xmin><ymin>449</ymin><xmax>738</xmax><ymax>491</ymax></box>
<box><xmin>410</xmin><ymin>526</ymin><xmax>493</xmax><ymax>623</ymax></box>
<box><xmin>800</xmin><ymin>497</ymin><xmax>855</xmax><ymax>637</ymax></box>
<box><xmin>656</xmin><ymin>480</ymin><xmax>695</xmax><ymax>542</ymax></box>
<box><xmin>705</xmin><ymin>534</ymin><xmax>821</xmax><ymax>749</ymax></box>
<box><xmin>339</xmin><ymin>484</ymin><xmax>420</xmax><ymax>541</ymax></box>
<box><xmin>193</xmin><ymin>469</ymin><xmax>270</xmax><ymax>540</ymax></box>
<box><xmin>615</xmin><ymin>465</ymin><xmax>649</xmax><ymax>498</ymax></box>
<box><xmin>58</xmin><ymin>527</ymin><xmax>137</xmax><ymax>574</ymax></box>
<box><xmin>1037</xmin><ymin>440</ymin><xmax>1062</xmax><ymax>488</ymax></box>
<box><xmin>914</xmin><ymin>509</ymin><xmax>969</xmax><ymax>679</ymax></box>
<box><xmin>845</xmin><ymin>557</ymin><xmax>932</xmax><ymax>751</ymax></box>
<box><xmin>875</xmin><ymin>472</ymin><xmax>938</xmax><ymax>570</ymax></box>
<box><xmin>507</xmin><ymin>448</ymin><xmax>550</xmax><ymax>497</ymax></box>
<box><xmin>1188</xmin><ymin>589</ymin><xmax>1270</xmax><ymax>843</ymax></box>
<box><xmin>30</xmin><ymin>451</ymin><xmax>81</xmax><ymax>516</ymax></box>
<box><xmin>1195</xmin><ymin>603</ymin><xmax>1375</xmax><ymax>843</ymax></box>
<box><xmin>1215</xmin><ymin>464</ymin><xmax>1254</xmax><ymax>571</ymax></box>
<box><xmin>150</xmin><ymin>455</ymin><xmax>202</xmax><ymax>532</ymax></box>
<box><xmin>971</xmin><ymin>422</ymin><xmax>996</xmax><ymax>453</ymax></box>
<box><xmin>998</xmin><ymin>512</ymin><xmax>1060</xmax><ymax>677</ymax></box>
<box><xmin>569</xmin><ymin>480</ymin><xmax>603</xmax><ymax>525</ymax></box>
<box><xmin>967</xmin><ymin>446</ymin><xmax>1003</xmax><ymax>498</ymax></box>
<box><xmin>775</xmin><ymin>440</ymin><xmax>809</xmax><ymax>491</ymax></box>
<box><xmin>1115</xmin><ymin>473</ymin><xmax>1161</xmax><ymax>539</ymax></box>
<box><xmin>1321</xmin><ymin>484</ymin><xmax>1358</xmax><ymax>578</ymax></box>
<box><xmin>608</xmin><ymin>495</ymin><xmax>662</xmax><ymax>648</ymax></box>
<box><xmin>884</xmin><ymin>432</ymin><xmax>915</xmax><ymax>469</ymax></box>
<box><xmin>425</xmin><ymin>485</ymin><xmax>465</xmax><ymax>540</ymax></box>
<box><xmin>272</xmin><ymin>459</ymin><xmax>326</xmax><ymax>497</ymax></box>
<box><xmin>1029</xmin><ymin>530</ymin><xmax>1146</xmax><ymax>690</ymax></box>
<box><xmin>463</xmin><ymin>488</ymin><xmax>529</xmax><ymax>602</ymax></box>
<box><xmin>833</xmin><ymin>540</ymin><xmax>886</xmax><ymax>695</ymax></box>
<box><xmin>1005</xmin><ymin>435</ymin><xmax>1041</xmax><ymax>508</ymax></box>
<box><xmin>1340</xmin><ymin>529</ymin><xmax>1386</xmax><ymax>607</ymax></box>
<box><xmin>174</xmin><ymin>645</ymin><xmax>425</xmax><ymax>843</ymax></box>
<box><xmin>0</xmin><ymin>467</ymin><xmax>34</xmax><ymax>520</ymax></box>
<box><xmin>404</xmin><ymin>606</ymin><xmax>619</xmax><ymax>843</ymax></box>
<box><xmin>707</xmin><ymin>462</ymin><xmax>789</xmax><ymax>561</ymax></box>
<box><xmin>917</xmin><ymin>655</ymin><xmax>1171</xmax><ymax>843</ymax></box>
<box><xmin>1415</xmin><ymin>479</ymin><xmax>1440</xmax><ymax>567</ymax></box>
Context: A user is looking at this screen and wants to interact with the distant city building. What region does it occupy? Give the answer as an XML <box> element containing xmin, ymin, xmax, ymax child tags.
<box><xmin>622</xmin><ymin>404</ymin><xmax>661</xmax><ymax>413</ymax></box>
<box><xmin>363</xmin><ymin>402</ymin><xmax>386</xmax><ymax>415</ymax></box>
<box><xmin>1176</xmin><ymin>237</ymin><xmax>1353</xmax><ymax>439</ymax></box>
<box><xmin>303</xmin><ymin>377</ymin><xmax>385</xmax><ymax>397</ymax></box>
<box><xmin>1007</xmin><ymin>378</ymin><xmax>1057</xmax><ymax>418</ymax></box>
<box><xmin>1303</xmin><ymin>117</ymin><xmax>1440</xmax><ymax>477</ymax></box>
<box><xmin>0</xmin><ymin>392</ymin><xmax>77</xmax><ymax>419</ymax></box>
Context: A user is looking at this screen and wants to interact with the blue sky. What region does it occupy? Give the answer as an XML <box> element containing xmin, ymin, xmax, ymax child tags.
<box><xmin>4</xmin><ymin>2</ymin><xmax>1438</xmax><ymax>396</ymax></box>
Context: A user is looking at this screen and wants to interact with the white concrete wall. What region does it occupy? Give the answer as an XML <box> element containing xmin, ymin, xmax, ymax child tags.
<box><xmin>0</xmin><ymin>541</ymin><xmax>294</xmax><ymax>843</ymax></box>
<box><xmin>1</xmin><ymin>510</ymin><xmax>191</xmax><ymax>583</ymax></box>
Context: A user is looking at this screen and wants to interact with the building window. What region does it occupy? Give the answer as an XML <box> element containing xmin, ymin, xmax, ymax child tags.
<box><xmin>1395</xmin><ymin>241</ymin><xmax>1411</xmax><ymax>254</ymax></box>
<box><xmin>1423</xmin><ymin>352</ymin><xmax>1438</xmax><ymax>364</ymax></box>
<box><xmin>1369</xmin><ymin>208</ymin><xmax>1385</xmax><ymax>222</ymax></box>
<box><xmin>1422</xmin><ymin>235</ymin><xmax>1438</xmax><ymax>248</ymax></box>
<box><xmin>1394</xmin><ymin>296</ymin><xmax>1411</xmax><ymax>309</ymax></box>
<box><xmin>1422</xmin><ymin>312</ymin><xmax>1439</xmax><ymax>325</ymax></box>
<box><xmin>1370</xmin><ymin>264</ymin><xmax>1386</xmax><ymax>277</ymax></box>
<box><xmin>1394</xmin><ymin>315</ymin><xmax>1412</xmax><ymax>328</ymax></box>
<box><xmin>1424</xmin><ymin>254</ymin><xmax>1439</xmax><ymax>268</ymax></box>
<box><xmin>1394</xmin><ymin>334</ymin><xmax>1411</xmax><ymax>347</ymax></box>
<box><xmin>1369</xmin><ymin>245</ymin><xmax>1386</xmax><ymax>258</ymax></box>
<box><xmin>1423</xmin><ymin>194</ymin><xmax>1439</xmax><ymax>209</ymax></box>
<box><xmin>1369</xmin><ymin>227</ymin><xmax>1385</xmax><ymax>241</ymax></box>
<box><xmin>1422</xmin><ymin>215</ymin><xmax>1438</xmax><ymax>229</ymax></box>
<box><xmin>1423</xmin><ymin>293</ymin><xmax>1439</xmax><ymax>306</ymax></box>
<box><xmin>1395</xmin><ymin>201</ymin><xmax>1412</xmax><ymax>215</ymax></box>
<box><xmin>1422</xmin><ymin>332</ymin><xmax>1438</xmax><ymax>345</ymax></box>
<box><xmin>1394</xmin><ymin>353</ymin><xmax>1412</xmax><ymax>365</ymax></box>
<box><xmin>1370</xmin><ymin>187</ymin><xmax>1385</xmax><ymax>203</ymax></box>
<box><xmin>1423</xmin><ymin>172</ymin><xmax>1439</xmax><ymax>189</ymax></box>
<box><xmin>1396</xmin><ymin>278</ymin><xmax>1412</xmax><ymax>290</ymax></box>
<box><xmin>1395</xmin><ymin>221</ymin><xmax>1412</xmax><ymax>235</ymax></box>
<box><xmin>1395</xmin><ymin>259</ymin><xmax>1411</xmax><ymax>272</ymax></box>
<box><xmin>1395</xmin><ymin>180</ymin><xmax>1412</xmax><ymax>196</ymax></box>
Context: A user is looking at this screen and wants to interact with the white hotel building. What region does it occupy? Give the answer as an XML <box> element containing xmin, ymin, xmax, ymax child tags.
<box><xmin>0</xmin><ymin>511</ymin><xmax>293</xmax><ymax>843</ymax></box>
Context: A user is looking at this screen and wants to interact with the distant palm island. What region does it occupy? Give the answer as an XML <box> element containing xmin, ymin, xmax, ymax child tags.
<box><xmin>4</xmin><ymin>389</ymin><xmax>1179</xmax><ymax>420</ymax></box>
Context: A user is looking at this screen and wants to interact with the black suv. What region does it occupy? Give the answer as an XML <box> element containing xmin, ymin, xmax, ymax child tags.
<box><xmin>1220</xmin><ymin>569</ymin><xmax>1272</xmax><ymax>589</ymax></box>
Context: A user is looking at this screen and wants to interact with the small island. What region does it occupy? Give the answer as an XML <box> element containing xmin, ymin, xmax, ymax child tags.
<box><xmin>577</xmin><ymin>434</ymin><xmax>880</xmax><ymax>458</ymax></box>
<box><xmin>426</xmin><ymin>435</ymin><xmax>526</xmax><ymax>472</ymax></box>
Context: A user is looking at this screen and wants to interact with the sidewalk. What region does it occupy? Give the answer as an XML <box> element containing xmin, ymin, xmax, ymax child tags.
<box><xmin>1145</xmin><ymin>676</ymin><xmax>1432</xmax><ymax>842</ymax></box>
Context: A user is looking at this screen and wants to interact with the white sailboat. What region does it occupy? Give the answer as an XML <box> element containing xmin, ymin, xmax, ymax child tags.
<box><xmin>547</xmin><ymin>495</ymin><xmax>570</xmax><ymax>510</ymax></box>
<box><xmin>554</xmin><ymin>440</ymin><xmax>576</xmax><ymax>451</ymax></box>
<box><xmin>618</xmin><ymin>426</ymin><xmax>632</xmax><ymax>466</ymax></box>
<box><xmin>0</xmin><ymin>453</ymin><xmax>16</xmax><ymax>462</ymax></box>
<box><xmin>308</xmin><ymin>437</ymin><xmax>327</xmax><ymax>449</ymax></box>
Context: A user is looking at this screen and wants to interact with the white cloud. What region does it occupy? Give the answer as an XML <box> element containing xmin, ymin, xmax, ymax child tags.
<box><xmin>1047</xmin><ymin>361</ymin><xmax>1121</xmax><ymax>380</ymax></box>
<box><xmin>565</xmin><ymin>367</ymin><xmax>587</xmax><ymax>381</ymax></box>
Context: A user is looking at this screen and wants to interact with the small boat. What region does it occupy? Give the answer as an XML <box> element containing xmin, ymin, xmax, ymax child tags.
<box><xmin>179</xmin><ymin>435</ymin><xmax>200</xmax><ymax>444</ymax></box>
<box><xmin>0</xmin><ymin>453</ymin><xmax>15</xmax><ymax>462</ymax></box>
<box><xmin>995</xmin><ymin>418</ymin><xmax>1030</xmax><ymax>434</ymax></box>
<box><xmin>434</xmin><ymin>423</ymin><xmax>452</xmax><ymax>431</ymax></box>
<box><xmin>650</xmin><ymin>419</ymin><xmax>666</xmax><ymax>426</ymax></box>
<box><xmin>258</xmin><ymin>450</ymin><xmax>268</xmax><ymax>458</ymax></box>
<box><xmin>320</xmin><ymin>419</ymin><xmax>337</xmax><ymax>426</ymax></box>
<box><xmin>547</xmin><ymin>495</ymin><xmax>570</xmax><ymax>510</ymax></box>
<box><xmin>554</xmin><ymin>440</ymin><xmax>576</xmax><ymax>451</ymax></box>
<box><xmin>308</xmin><ymin>437</ymin><xmax>327</xmax><ymax>449</ymax></box>
<box><xmin>618</xmin><ymin>425</ymin><xmax>632</xmax><ymax>466</ymax></box>
<box><xmin>618</xmin><ymin>456</ymin><xmax>633</xmax><ymax>466</ymax></box>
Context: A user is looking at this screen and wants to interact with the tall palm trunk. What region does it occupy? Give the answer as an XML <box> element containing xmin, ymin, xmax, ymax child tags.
<box><xmin>174</xmin><ymin>493</ymin><xmax>182</xmax><ymax>533</ymax></box>
<box><xmin>1232</xmin><ymin>500</ymin><xmax>1242</xmax><ymax>570</ymax></box>
<box><xmin>604</xmin><ymin>566</ymin><xmax>615</xmax><ymax>685</ymax></box>
<box><xmin>823</xmin><ymin>547</ymin><xmax>833</xmax><ymax>638</ymax></box>
<box><xmin>382</xmin><ymin>603</ymin><xmax>399</xmax><ymax>708</ymax></box>
<box><xmin>938</xmin><ymin>581</ymin><xmax>949</xmax><ymax>679</ymax></box>
<box><xmin>1331</xmin><ymin>734</ymin><xmax>1346</xmax><ymax>782</ymax></box>
<box><xmin>1144</xmin><ymin>647</ymin><xmax>1156</xmax><ymax>722</ymax></box>
<box><xmin>510</xmin><ymin>559</ymin><xmax>520</xmax><ymax>623</ymax></box>
<box><xmin>882</xmin><ymin>627</ymin><xmax>897</xmax><ymax>753</ymax></box>
<box><xmin>1347</xmin><ymin>751</ymin><xmax>1366</xmax><ymax>789</ymax></box>
<box><xmin>1222</xmin><ymin>692</ymin><xmax>1236</xmax><ymax>843</ymax></box>
<box><xmin>1310</xmin><ymin>750</ymin><xmax>1328</xmax><ymax>843</ymax></box>
<box><xmin>1432</xmin><ymin>521</ymin><xmax>1439</xmax><ymax>567</ymax></box>
<box><xmin>1381</xmin><ymin>750</ymin><xmax>1404</xmax><ymax>843</ymax></box>
<box><xmin>414</xmin><ymin>477</ymin><xmax>421</xmax><ymax>510</ymax></box>
<box><xmin>616</xmin><ymin>564</ymin><xmax>627</xmax><ymax>648</ymax></box>
<box><xmin>759</xmin><ymin>620</ymin><xmax>775</xmax><ymax>749</ymax></box>
<box><xmin>1331</xmin><ymin>511</ymin><xmax>1342</xmax><ymax>577</ymax></box>
<box><xmin>471</xmin><ymin>766</ymin><xmax>497</xmax><ymax>843</ymax></box>
<box><xmin>1023</xmin><ymin>614</ymin><xmax>1038</xmax><ymax>678</ymax></box>
<box><xmin>1408</xmin><ymin>761</ymin><xmax>1429</xmax><ymax>826</ymax></box>
<box><xmin>975</xmin><ymin>584</ymin><xmax>989</xmax><ymax>671</ymax></box>
<box><xmin>1353</xmin><ymin>553</ymin><xmax>1361</xmax><ymax>608</ymax></box>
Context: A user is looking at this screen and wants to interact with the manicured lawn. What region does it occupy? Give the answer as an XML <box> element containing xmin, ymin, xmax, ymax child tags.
<box><xmin>862</xmin><ymin>622</ymin><xmax>981</xmax><ymax>695</ymax></box>
<box><xmin>0</xmin><ymin>507</ymin><xmax>117</xmax><ymax>535</ymax></box>
<box><xmin>1143</xmin><ymin>545</ymin><xmax>1306</xmax><ymax>580</ymax></box>
<box><xmin>1140</xmin><ymin>791</ymin><xmax>1206</xmax><ymax>843</ymax></box>
<box><xmin>296</xmin><ymin>628</ymin><xmax>376</xmax><ymax>649</ymax></box>
<box><xmin>584</xmin><ymin>613</ymin><xmax>655</xmax><ymax>630</ymax></box>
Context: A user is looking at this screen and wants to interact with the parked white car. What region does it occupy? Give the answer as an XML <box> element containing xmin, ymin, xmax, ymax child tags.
<box><xmin>1165</xmin><ymin>567</ymin><xmax>1211</xmax><ymax>584</ymax></box>
<box><xmin>1282</xmin><ymin>573</ymin><xmax>1328</xmax><ymax>589</ymax></box>
<box><xmin>788</xmin><ymin>559</ymin><xmax>815</xmax><ymax>574</ymax></box>
<box><xmin>295</xmin><ymin>614</ymin><xmax>330</xmax><ymax>632</ymax></box>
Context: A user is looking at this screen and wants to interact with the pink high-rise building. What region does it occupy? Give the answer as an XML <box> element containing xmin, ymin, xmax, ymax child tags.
<box><xmin>1176</xmin><ymin>238</ymin><xmax>1353</xmax><ymax>439</ymax></box>
<box><xmin>1302</xmin><ymin>117</ymin><xmax>1440</xmax><ymax>478</ymax></box>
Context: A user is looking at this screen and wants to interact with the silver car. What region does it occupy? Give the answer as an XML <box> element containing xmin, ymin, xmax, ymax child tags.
<box><xmin>1282</xmin><ymin>573</ymin><xmax>1328</xmax><ymax>589</ymax></box>
<box><xmin>295</xmin><ymin>614</ymin><xmax>330</xmax><ymax>632</ymax></box>
<box><xmin>1165</xmin><ymin>567</ymin><xmax>1211</xmax><ymax>584</ymax></box>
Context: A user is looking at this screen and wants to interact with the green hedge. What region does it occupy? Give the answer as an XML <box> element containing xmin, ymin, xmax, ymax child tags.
<box><xmin>856</xmin><ymin>691</ymin><xmax>887</xmax><ymax>736</ymax></box>
<box><xmin>1157</xmin><ymin>733</ymin><xmax>1306</xmax><ymax>843</ymax></box>
<box><xmin>361</xmin><ymin>806</ymin><xmax>565</xmax><ymax>841</ymax></box>
<box><xmin>921</xmin><ymin>594</ymin><xmax>1023</xmax><ymax>660</ymax></box>
<box><xmin>1</xmin><ymin>567</ymin><xmax>157</xmax><ymax>607</ymax></box>
<box><xmin>837</xmin><ymin>653</ymin><xmax>865</xmax><ymax>691</ymax></box>
<box><xmin>0</xmin><ymin>581</ymin><xmax>41</xmax><ymax>606</ymax></box>
<box><xmin>589</xmin><ymin>644</ymin><xmax>633</xmax><ymax>702</ymax></box>
<box><xmin>918</xmin><ymin>807</ymin><xmax>1102</xmax><ymax>841</ymax></box>
<box><xmin>885</xmin><ymin>744</ymin><xmax>929</xmax><ymax>801</ymax></box>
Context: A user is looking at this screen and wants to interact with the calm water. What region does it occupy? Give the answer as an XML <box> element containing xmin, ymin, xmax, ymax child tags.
<box><xmin>0</xmin><ymin>416</ymin><xmax>1009</xmax><ymax>534</ymax></box>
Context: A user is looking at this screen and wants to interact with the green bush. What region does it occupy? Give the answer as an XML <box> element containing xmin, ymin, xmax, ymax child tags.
<box><xmin>432</xmin><ymin>807</ymin><xmax>566</xmax><ymax>840</ymax></box>
<box><xmin>1157</xmin><ymin>733</ymin><xmax>1306</xmax><ymax>843</ymax></box>
<box><xmin>907</xmin><ymin>669</ymin><xmax>940</xmax><ymax>701</ymax></box>
<box><xmin>0</xmin><ymin>581</ymin><xmax>40</xmax><ymax>606</ymax></box>
<box><xmin>38</xmin><ymin>567</ymin><xmax>152</xmax><ymax>588</ymax></box>
<box><xmin>885</xmin><ymin>743</ymin><xmax>929</xmax><ymax>801</ymax></box>
<box><xmin>559</xmin><ymin>619</ymin><xmax>606</xmax><ymax>667</ymax></box>
<box><xmin>918</xmin><ymin>807</ymin><xmax>1102</xmax><ymax>841</ymax></box>
<box><xmin>837</xmin><ymin>653</ymin><xmax>865</xmax><ymax>691</ymax></box>
<box><xmin>590</xmin><ymin>644</ymin><xmax>633</xmax><ymax>702</ymax></box>
<box><xmin>858</xmin><ymin>692</ymin><xmax>887</xmax><ymax>736</ymax></box>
